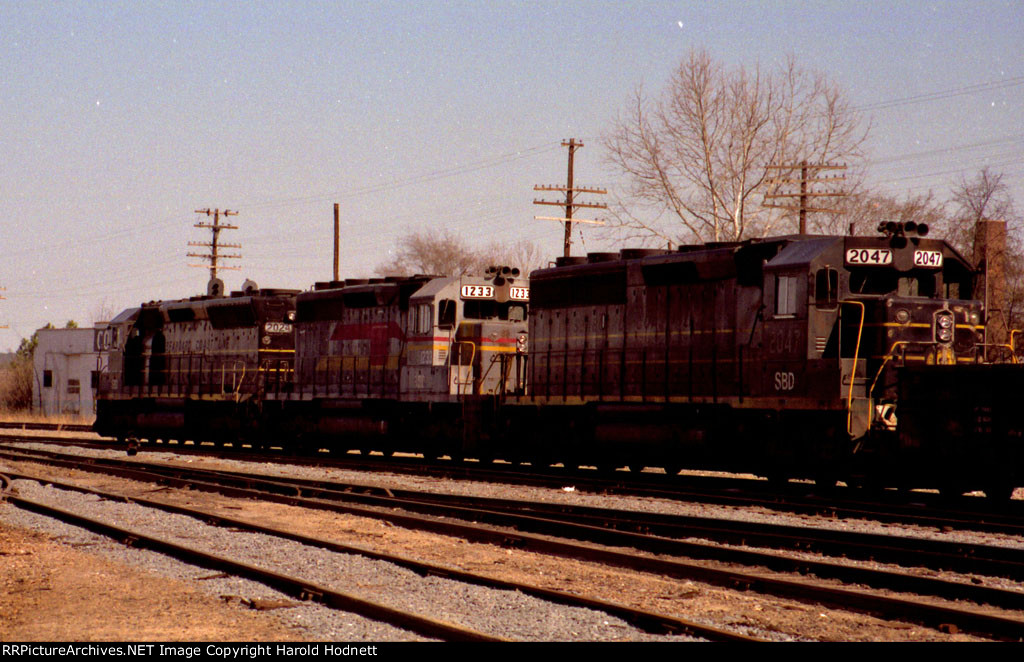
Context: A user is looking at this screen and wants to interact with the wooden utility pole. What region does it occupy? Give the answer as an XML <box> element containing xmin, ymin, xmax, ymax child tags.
<box><xmin>974</xmin><ymin>219</ymin><xmax>1009</xmax><ymax>361</ymax></box>
<box><xmin>333</xmin><ymin>203</ymin><xmax>340</xmax><ymax>282</ymax></box>
<box><xmin>533</xmin><ymin>139</ymin><xmax>608</xmax><ymax>258</ymax></box>
<box><xmin>188</xmin><ymin>208</ymin><xmax>241</xmax><ymax>284</ymax></box>
<box><xmin>763</xmin><ymin>162</ymin><xmax>847</xmax><ymax>234</ymax></box>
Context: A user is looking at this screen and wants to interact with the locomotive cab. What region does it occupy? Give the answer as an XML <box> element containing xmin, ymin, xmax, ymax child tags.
<box><xmin>404</xmin><ymin>266</ymin><xmax>529</xmax><ymax>399</ymax></box>
<box><xmin>762</xmin><ymin>227</ymin><xmax>983</xmax><ymax>442</ymax></box>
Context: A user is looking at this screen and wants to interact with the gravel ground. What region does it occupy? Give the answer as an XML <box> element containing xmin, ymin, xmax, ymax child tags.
<box><xmin>3</xmin><ymin>439</ymin><xmax>1018</xmax><ymax>642</ymax></box>
<box><xmin>9</xmin><ymin>440</ymin><xmax>1021</xmax><ymax>552</ymax></box>
<box><xmin>0</xmin><ymin>478</ymin><xmax>700</xmax><ymax>642</ymax></box>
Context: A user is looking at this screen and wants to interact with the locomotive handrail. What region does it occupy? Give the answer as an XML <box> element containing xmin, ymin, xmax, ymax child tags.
<box><xmin>235</xmin><ymin>362</ymin><xmax>247</xmax><ymax>403</ymax></box>
<box><xmin>839</xmin><ymin>300</ymin><xmax>865</xmax><ymax>437</ymax></box>
<box><xmin>868</xmin><ymin>340</ymin><xmax>911</xmax><ymax>399</ymax></box>
<box><xmin>478</xmin><ymin>353</ymin><xmax>501</xmax><ymax>394</ymax></box>
<box><xmin>980</xmin><ymin>342</ymin><xmax>1020</xmax><ymax>364</ymax></box>
<box><xmin>1010</xmin><ymin>329</ymin><xmax>1023</xmax><ymax>363</ymax></box>
<box><xmin>450</xmin><ymin>340</ymin><xmax>477</xmax><ymax>395</ymax></box>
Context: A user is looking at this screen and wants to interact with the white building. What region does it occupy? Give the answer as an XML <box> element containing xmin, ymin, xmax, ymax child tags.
<box><xmin>32</xmin><ymin>326</ymin><xmax>104</xmax><ymax>418</ymax></box>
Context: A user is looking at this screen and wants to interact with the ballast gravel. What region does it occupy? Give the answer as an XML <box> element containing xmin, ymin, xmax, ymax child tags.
<box><xmin>0</xmin><ymin>479</ymin><xmax>700</xmax><ymax>642</ymax></box>
<box><xmin>14</xmin><ymin>439</ymin><xmax>1021</xmax><ymax>552</ymax></box>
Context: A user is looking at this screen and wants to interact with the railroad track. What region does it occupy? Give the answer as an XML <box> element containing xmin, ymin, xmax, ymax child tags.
<box><xmin>0</xmin><ymin>472</ymin><xmax>502</xmax><ymax>642</ymax></box>
<box><xmin>0</xmin><ymin>469</ymin><xmax>753</xmax><ymax>642</ymax></box>
<box><xmin>3</xmin><ymin>445</ymin><xmax>1024</xmax><ymax>640</ymax></box>
<box><xmin>6</xmin><ymin>432</ymin><xmax>1024</xmax><ymax>538</ymax></box>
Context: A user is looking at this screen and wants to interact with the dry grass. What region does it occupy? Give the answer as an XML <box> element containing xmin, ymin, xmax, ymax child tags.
<box><xmin>0</xmin><ymin>359</ymin><xmax>32</xmax><ymax>413</ymax></box>
<box><xmin>0</xmin><ymin>410</ymin><xmax>95</xmax><ymax>425</ymax></box>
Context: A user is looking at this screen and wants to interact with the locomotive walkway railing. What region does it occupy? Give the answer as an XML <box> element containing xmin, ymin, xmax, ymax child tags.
<box><xmin>839</xmin><ymin>300</ymin><xmax>866</xmax><ymax>438</ymax></box>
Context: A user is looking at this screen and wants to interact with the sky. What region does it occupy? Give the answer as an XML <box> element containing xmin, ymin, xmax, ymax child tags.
<box><xmin>1</xmin><ymin>0</ymin><xmax>1022</xmax><ymax>350</ymax></box>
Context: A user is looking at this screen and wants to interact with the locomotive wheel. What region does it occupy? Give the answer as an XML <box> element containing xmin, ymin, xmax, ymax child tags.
<box><xmin>814</xmin><ymin>474</ymin><xmax>839</xmax><ymax>490</ymax></box>
<box><xmin>985</xmin><ymin>483</ymin><xmax>1015</xmax><ymax>501</ymax></box>
<box><xmin>939</xmin><ymin>483</ymin><xmax>967</xmax><ymax>500</ymax></box>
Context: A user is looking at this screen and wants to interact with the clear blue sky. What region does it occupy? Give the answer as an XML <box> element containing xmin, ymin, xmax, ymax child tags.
<box><xmin>1</xmin><ymin>0</ymin><xmax>1022</xmax><ymax>349</ymax></box>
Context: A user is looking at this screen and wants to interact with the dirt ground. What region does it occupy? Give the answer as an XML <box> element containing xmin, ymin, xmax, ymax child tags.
<box><xmin>0</xmin><ymin>524</ymin><xmax>306</xmax><ymax>642</ymax></box>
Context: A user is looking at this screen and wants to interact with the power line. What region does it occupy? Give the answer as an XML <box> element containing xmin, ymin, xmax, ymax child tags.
<box><xmin>855</xmin><ymin>74</ymin><xmax>1024</xmax><ymax>113</ymax></box>
<box><xmin>237</xmin><ymin>142</ymin><xmax>562</xmax><ymax>212</ymax></box>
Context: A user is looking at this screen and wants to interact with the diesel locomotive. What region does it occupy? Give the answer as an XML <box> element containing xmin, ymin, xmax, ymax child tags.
<box><xmin>94</xmin><ymin>225</ymin><xmax>1024</xmax><ymax>496</ymax></box>
<box><xmin>510</xmin><ymin>223</ymin><xmax>1023</xmax><ymax>496</ymax></box>
<box><xmin>93</xmin><ymin>280</ymin><xmax>299</xmax><ymax>446</ymax></box>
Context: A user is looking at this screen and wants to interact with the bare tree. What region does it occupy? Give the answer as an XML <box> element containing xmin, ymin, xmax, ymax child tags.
<box><xmin>946</xmin><ymin>167</ymin><xmax>1018</xmax><ymax>255</ymax></box>
<box><xmin>377</xmin><ymin>230</ymin><xmax>546</xmax><ymax>277</ymax></box>
<box><xmin>837</xmin><ymin>190</ymin><xmax>949</xmax><ymax>237</ymax></box>
<box><xmin>944</xmin><ymin>168</ymin><xmax>1024</xmax><ymax>337</ymax></box>
<box><xmin>376</xmin><ymin>230</ymin><xmax>480</xmax><ymax>277</ymax></box>
<box><xmin>477</xmin><ymin>239</ymin><xmax>550</xmax><ymax>275</ymax></box>
<box><xmin>604</xmin><ymin>49</ymin><xmax>868</xmax><ymax>244</ymax></box>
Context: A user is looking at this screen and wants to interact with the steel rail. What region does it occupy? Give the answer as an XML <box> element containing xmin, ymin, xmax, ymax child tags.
<box><xmin>0</xmin><ymin>490</ymin><xmax>501</xmax><ymax>642</ymax></box>
<box><xmin>7</xmin><ymin>445</ymin><xmax>1021</xmax><ymax>582</ymax></box>
<box><xmin>1</xmin><ymin>469</ymin><xmax>756</xmax><ymax>643</ymax></box>
<box><xmin>3</xmin><ymin>449</ymin><xmax>1024</xmax><ymax>640</ymax></box>
<box><xmin>6</xmin><ymin>433</ymin><xmax>1024</xmax><ymax>538</ymax></box>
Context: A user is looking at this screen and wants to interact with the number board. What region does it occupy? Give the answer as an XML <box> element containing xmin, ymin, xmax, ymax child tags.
<box><xmin>845</xmin><ymin>248</ymin><xmax>892</xmax><ymax>266</ymax></box>
<box><xmin>460</xmin><ymin>284</ymin><xmax>494</xmax><ymax>299</ymax></box>
<box><xmin>265</xmin><ymin>322</ymin><xmax>292</xmax><ymax>334</ymax></box>
<box><xmin>913</xmin><ymin>250</ymin><xmax>943</xmax><ymax>268</ymax></box>
<box><xmin>510</xmin><ymin>286</ymin><xmax>529</xmax><ymax>301</ymax></box>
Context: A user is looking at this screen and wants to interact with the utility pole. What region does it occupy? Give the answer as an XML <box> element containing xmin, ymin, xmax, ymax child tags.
<box><xmin>188</xmin><ymin>208</ymin><xmax>241</xmax><ymax>291</ymax></box>
<box><xmin>763</xmin><ymin>162</ymin><xmax>847</xmax><ymax>234</ymax></box>
<box><xmin>0</xmin><ymin>287</ymin><xmax>7</xmax><ymax>330</ymax></box>
<box><xmin>533</xmin><ymin>138</ymin><xmax>608</xmax><ymax>258</ymax></box>
<box><xmin>333</xmin><ymin>203</ymin><xmax>340</xmax><ymax>282</ymax></box>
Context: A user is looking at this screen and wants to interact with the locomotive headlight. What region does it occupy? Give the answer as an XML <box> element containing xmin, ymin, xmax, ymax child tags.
<box><xmin>969</xmin><ymin>311</ymin><xmax>981</xmax><ymax>325</ymax></box>
<box><xmin>895</xmin><ymin>309</ymin><xmax>910</xmax><ymax>324</ymax></box>
<box><xmin>935</xmin><ymin>312</ymin><xmax>954</xmax><ymax>343</ymax></box>
<box><xmin>516</xmin><ymin>333</ymin><xmax>528</xmax><ymax>353</ymax></box>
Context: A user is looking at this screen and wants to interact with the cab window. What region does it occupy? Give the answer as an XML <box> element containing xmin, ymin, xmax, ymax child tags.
<box><xmin>438</xmin><ymin>299</ymin><xmax>456</xmax><ymax>329</ymax></box>
<box><xmin>814</xmin><ymin>268</ymin><xmax>838</xmax><ymax>310</ymax></box>
<box><xmin>463</xmin><ymin>300</ymin><xmax>528</xmax><ymax>321</ymax></box>
<box><xmin>415</xmin><ymin>303</ymin><xmax>432</xmax><ymax>335</ymax></box>
<box><xmin>775</xmin><ymin>275</ymin><xmax>799</xmax><ymax>317</ymax></box>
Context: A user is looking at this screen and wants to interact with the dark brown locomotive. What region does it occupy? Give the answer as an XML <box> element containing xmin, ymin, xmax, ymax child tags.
<box><xmin>94</xmin><ymin>284</ymin><xmax>298</xmax><ymax>445</ymax></box>
<box><xmin>511</xmin><ymin>224</ymin><xmax>1021</xmax><ymax>495</ymax></box>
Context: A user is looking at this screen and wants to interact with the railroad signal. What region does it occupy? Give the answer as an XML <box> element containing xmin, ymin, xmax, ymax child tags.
<box><xmin>533</xmin><ymin>139</ymin><xmax>608</xmax><ymax>258</ymax></box>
